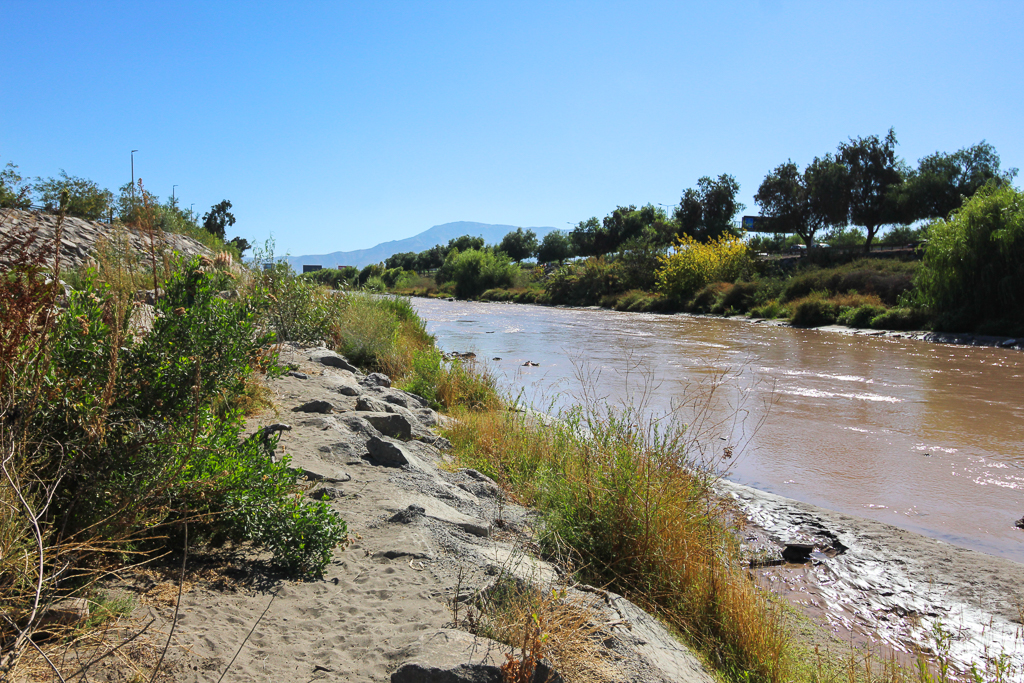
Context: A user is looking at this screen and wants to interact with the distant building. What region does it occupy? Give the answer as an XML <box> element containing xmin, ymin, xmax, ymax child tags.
<box><xmin>302</xmin><ymin>265</ymin><xmax>323</xmax><ymax>273</ymax></box>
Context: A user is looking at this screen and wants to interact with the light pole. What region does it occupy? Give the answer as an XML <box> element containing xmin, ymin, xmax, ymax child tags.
<box><xmin>172</xmin><ymin>185</ymin><xmax>178</xmax><ymax>205</ymax></box>
<box><xmin>131</xmin><ymin>150</ymin><xmax>138</xmax><ymax>200</ymax></box>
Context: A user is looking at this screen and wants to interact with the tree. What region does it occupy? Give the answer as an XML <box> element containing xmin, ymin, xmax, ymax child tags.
<box><xmin>35</xmin><ymin>170</ymin><xmax>114</xmax><ymax>220</ymax></box>
<box><xmin>228</xmin><ymin>237</ymin><xmax>252</xmax><ymax>257</ymax></box>
<box><xmin>498</xmin><ymin>228</ymin><xmax>539</xmax><ymax>263</ymax></box>
<box><xmin>116</xmin><ymin>180</ymin><xmax>160</xmax><ymax>225</ymax></box>
<box><xmin>838</xmin><ymin>129</ymin><xmax>906</xmax><ymax>252</ymax></box>
<box><xmin>446</xmin><ymin>235</ymin><xmax>485</xmax><ymax>253</ymax></box>
<box><xmin>754</xmin><ymin>155</ymin><xmax>849</xmax><ymax>249</ymax></box>
<box><xmin>385</xmin><ymin>251</ymin><xmax>418</xmax><ymax>271</ymax></box>
<box><xmin>0</xmin><ymin>161</ymin><xmax>33</xmax><ymax>209</ymax></box>
<box><xmin>203</xmin><ymin>200</ymin><xmax>236</xmax><ymax>240</ymax></box>
<box><xmin>903</xmin><ymin>141</ymin><xmax>1017</xmax><ymax>221</ymax></box>
<box><xmin>536</xmin><ymin>230</ymin><xmax>571</xmax><ymax>265</ymax></box>
<box><xmin>674</xmin><ymin>175</ymin><xmax>744</xmax><ymax>242</ymax></box>
<box><xmin>569</xmin><ymin>217</ymin><xmax>605</xmax><ymax>258</ymax></box>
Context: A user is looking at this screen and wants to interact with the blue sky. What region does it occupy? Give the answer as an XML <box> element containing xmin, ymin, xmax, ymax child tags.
<box><xmin>2</xmin><ymin>1</ymin><xmax>1021</xmax><ymax>256</ymax></box>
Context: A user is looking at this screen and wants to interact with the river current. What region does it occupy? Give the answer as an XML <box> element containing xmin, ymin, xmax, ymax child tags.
<box><xmin>410</xmin><ymin>298</ymin><xmax>1024</xmax><ymax>563</ymax></box>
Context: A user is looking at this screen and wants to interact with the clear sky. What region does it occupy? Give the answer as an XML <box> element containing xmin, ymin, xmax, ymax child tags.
<box><xmin>2</xmin><ymin>1</ymin><xmax>1021</xmax><ymax>256</ymax></box>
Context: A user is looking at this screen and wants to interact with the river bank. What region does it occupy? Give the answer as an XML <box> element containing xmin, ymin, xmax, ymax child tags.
<box><xmin>719</xmin><ymin>479</ymin><xmax>1024</xmax><ymax>671</ymax></box>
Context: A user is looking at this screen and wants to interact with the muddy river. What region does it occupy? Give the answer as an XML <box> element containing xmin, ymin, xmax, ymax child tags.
<box><xmin>411</xmin><ymin>298</ymin><xmax>1024</xmax><ymax>564</ymax></box>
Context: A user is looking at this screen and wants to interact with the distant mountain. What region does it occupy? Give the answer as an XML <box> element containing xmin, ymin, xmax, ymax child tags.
<box><xmin>285</xmin><ymin>221</ymin><xmax>559</xmax><ymax>270</ymax></box>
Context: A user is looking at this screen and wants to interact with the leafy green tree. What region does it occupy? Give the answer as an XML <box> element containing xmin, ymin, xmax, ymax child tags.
<box><xmin>674</xmin><ymin>175</ymin><xmax>744</xmax><ymax>242</ymax></box>
<box><xmin>414</xmin><ymin>244</ymin><xmax>447</xmax><ymax>271</ymax></box>
<box><xmin>536</xmin><ymin>230</ymin><xmax>571</xmax><ymax>264</ymax></box>
<box><xmin>498</xmin><ymin>228</ymin><xmax>539</xmax><ymax>263</ymax></box>
<box><xmin>755</xmin><ymin>155</ymin><xmax>849</xmax><ymax>249</ymax></box>
<box><xmin>446</xmin><ymin>234</ymin><xmax>485</xmax><ymax>253</ymax></box>
<box><xmin>602</xmin><ymin>204</ymin><xmax>674</xmax><ymax>252</ymax></box>
<box><xmin>385</xmin><ymin>251</ymin><xmax>418</xmax><ymax>271</ymax></box>
<box><xmin>569</xmin><ymin>217</ymin><xmax>606</xmax><ymax>258</ymax></box>
<box><xmin>838</xmin><ymin>129</ymin><xmax>906</xmax><ymax>252</ymax></box>
<box><xmin>916</xmin><ymin>184</ymin><xmax>1024</xmax><ymax>333</ymax></box>
<box><xmin>35</xmin><ymin>170</ymin><xmax>114</xmax><ymax>220</ymax></box>
<box><xmin>229</xmin><ymin>236</ymin><xmax>252</xmax><ymax>256</ymax></box>
<box><xmin>0</xmin><ymin>161</ymin><xmax>33</xmax><ymax>209</ymax></box>
<box><xmin>203</xmin><ymin>200</ymin><xmax>236</xmax><ymax>240</ymax></box>
<box><xmin>116</xmin><ymin>181</ymin><xmax>160</xmax><ymax>225</ymax></box>
<box><xmin>903</xmin><ymin>141</ymin><xmax>1017</xmax><ymax>220</ymax></box>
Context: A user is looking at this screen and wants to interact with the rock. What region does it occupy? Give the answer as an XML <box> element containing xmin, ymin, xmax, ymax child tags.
<box><xmin>781</xmin><ymin>543</ymin><xmax>815</xmax><ymax>563</ymax></box>
<box><xmin>337</xmin><ymin>384</ymin><xmax>360</xmax><ymax>396</ymax></box>
<box><xmin>298</xmin><ymin>466</ymin><xmax>351</xmax><ymax>483</ymax></box>
<box><xmin>388</xmin><ymin>494</ymin><xmax>490</xmax><ymax>537</ymax></box>
<box><xmin>389</xmin><ymin>505</ymin><xmax>427</xmax><ymax>524</ymax></box>
<box><xmin>286</xmin><ymin>371</ymin><xmax>309</xmax><ymax>379</ymax></box>
<box><xmin>261</xmin><ymin>423</ymin><xmax>292</xmax><ymax>436</ymax></box>
<box><xmin>38</xmin><ymin>598</ymin><xmax>90</xmax><ymax>628</ymax></box>
<box><xmin>361</xmin><ymin>412</ymin><xmax>415</xmax><ymax>441</ymax></box>
<box><xmin>309</xmin><ymin>349</ymin><xmax>358</xmax><ymax>373</ymax></box>
<box><xmin>1000</xmin><ymin>339</ymin><xmax>1018</xmax><ymax>348</ymax></box>
<box><xmin>458</xmin><ymin>469</ymin><xmax>501</xmax><ymax>499</ymax></box>
<box><xmin>365</xmin><ymin>436</ymin><xmax>414</xmax><ymax>467</ymax></box>
<box><xmin>390</xmin><ymin>630</ymin><xmax>505</xmax><ymax>683</ymax></box>
<box><xmin>356</xmin><ymin>396</ymin><xmax>395</xmax><ymax>413</ymax></box>
<box><xmin>1015</xmin><ymin>517</ymin><xmax>1024</xmax><ymax>530</ymax></box>
<box><xmin>414</xmin><ymin>408</ymin><xmax>439</xmax><ymax>427</ymax></box>
<box><xmin>363</xmin><ymin>372</ymin><xmax>391</xmax><ymax>388</ymax></box>
<box><xmin>292</xmin><ymin>400</ymin><xmax>334</xmax><ymax>414</ymax></box>
<box><xmin>309</xmin><ymin>487</ymin><xmax>346</xmax><ymax>501</ymax></box>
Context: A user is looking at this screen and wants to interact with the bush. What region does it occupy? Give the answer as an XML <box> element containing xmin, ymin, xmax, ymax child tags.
<box><xmin>749</xmin><ymin>300</ymin><xmax>787</xmax><ymax>319</ymax></box>
<box><xmin>656</xmin><ymin>235</ymin><xmax>752</xmax><ymax>305</ymax></box>
<box><xmin>400</xmin><ymin>348</ymin><xmax>499</xmax><ymax>411</ymax></box>
<box><xmin>789</xmin><ymin>292</ymin><xmax>839</xmax><ymax>327</ymax></box>
<box><xmin>250</xmin><ymin>262</ymin><xmax>338</xmax><ymax>343</ymax></box>
<box><xmin>7</xmin><ymin>258</ymin><xmax>347</xmax><ymax>582</ymax></box>
<box><xmin>916</xmin><ymin>184</ymin><xmax>1024</xmax><ymax>334</ymax></box>
<box><xmin>837</xmin><ymin>303</ymin><xmax>887</xmax><ymax>328</ymax></box>
<box><xmin>437</xmin><ymin>249</ymin><xmax>520</xmax><ymax>299</ymax></box>
<box><xmin>869</xmin><ymin>306</ymin><xmax>930</xmax><ymax>331</ymax></box>
<box><xmin>328</xmin><ymin>293</ymin><xmax>433</xmax><ymax>376</ymax></box>
<box><xmin>544</xmin><ymin>257</ymin><xmax>620</xmax><ymax>306</ymax></box>
<box><xmin>781</xmin><ymin>259</ymin><xmax>916</xmax><ymax>305</ymax></box>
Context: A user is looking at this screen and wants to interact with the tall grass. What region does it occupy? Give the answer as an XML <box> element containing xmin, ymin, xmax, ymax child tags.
<box><xmin>443</xmin><ymin>375</ymin><xmax>790</xmax><ymax>683</ymax></box>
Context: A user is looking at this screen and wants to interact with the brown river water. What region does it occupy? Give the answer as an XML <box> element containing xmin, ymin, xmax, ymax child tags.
<box><xmin>410</xmin><ymin>298</ymin><xmax>1024</xmax><ymax>564</ymax></box>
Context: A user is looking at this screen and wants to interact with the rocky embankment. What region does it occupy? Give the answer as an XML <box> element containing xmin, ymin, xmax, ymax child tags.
<box><xmin>0</xmin><ymin>208</ymin><xmax>215</xmax><ymax>271</ymax></box>
<box><xmin>131</xmin><ymin>343</ymin><xmax>717</xmax><ymax>683</ymax></box>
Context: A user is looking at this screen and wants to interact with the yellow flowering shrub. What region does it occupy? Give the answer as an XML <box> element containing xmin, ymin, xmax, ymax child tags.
<box><xmin>656</xmin><ymin>235</ymin><xmax>752</xmax><ymax>304</ymax></box>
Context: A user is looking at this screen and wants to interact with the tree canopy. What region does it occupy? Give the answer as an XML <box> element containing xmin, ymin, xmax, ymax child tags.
<box><xmin>838</xmin><ymin>129</ymin><xmax>905</xmax><ymax>252</ymax></box>
<box><xmin>498</xmin><ymin>228</ymin><xmax>538</xmax><ymax>263</ymax></box>
<box><xmin>35</xmin><ymin>170</ymin><xmax>114</xmax><ymax>221</ymax></box>
<box><xmin>536</xmin><ymin>230</ymin><xmax>571</xmax><ymax>265</ymax></box>
<box><xmin>674</xmin><ymin>175</ymin><xmax>744</xmax><ymax>242</ymax></box>
<box><xmin>203</xmin><ymin>200</ymin><xmax>236</xmax><ymax>240</ymax></box>
<box><xmin>903</xmin><ymin>141</ymin><xmax>1018</xmax><ymax>221</ymax></box>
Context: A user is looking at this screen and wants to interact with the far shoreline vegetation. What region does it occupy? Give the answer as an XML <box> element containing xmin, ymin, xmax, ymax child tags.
<box><xmin>300</xmin><ymin>131</ymin><xmax>1021</xmax><ymax>338</ymax></box>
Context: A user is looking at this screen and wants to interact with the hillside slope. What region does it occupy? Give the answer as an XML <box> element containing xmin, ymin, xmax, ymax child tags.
<box><xmin>0</xmin><ymin>208</ymin><xmax>215</xmax><ymax>271</ymax></box>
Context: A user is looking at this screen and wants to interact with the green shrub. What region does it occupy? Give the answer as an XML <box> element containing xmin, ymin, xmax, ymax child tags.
<box><xmin>711</xmin><ymin>281</ymin><xmax>760</xmax><ymax>314</ymax></box>
<box><xmin>789</xmin><ymin>293</ymin><xmax>839</xmax><ymax>327</ymax></box>
<box><xmin>543</xmin><ymin>257</ymin><xmax>620</xmax><ymax>306</ymax></box>
<box><xmin>688</xmin><ymin>282</ymin><xmax>730</xmax><ymax>313</ymax></box>
<box><xmin>437</xmin><ymin>249</ymin><xmax>520</xmax><ymax>299</ymax></box>
<box><xmin>328</xmin><ymin>293</ymin><xmax>433</xmax><ymax>376</ymax></box>
<box><xmin>837</xmin><ymin>303</ymin><xmax>887</xmax><ymax>328</ymax></box>
<box><xmin>869</xmin><ymin>306</ymin><xmax>930</xmax><ymax>331</ymax></box>
<box><xmin>916</xmin><ymin>184</ymin><xmax>1024</xmax><ymax>334</ymax></box>
<box><xmin>749</xmin><ymin>300</ymin><xmax>787</xmax><ymax>319</ymax></box>
<box><xmin>781</xmin><ymin>259</ymin><xmax>917</xmax><ymax>306</ymax></box>
<box><xmin>400</xmin><ymin>348</ymin><xmax>499</xmax><ymax>411</ymax></box>
<box><xmin>19</xmin><ymin>260</ymin><xmax>345</xmax><ymax>577</ymax></box>
<box><xmin>249</xmin><ymin>262</ymin><xmax>339</xmax><ymax>343</ymax></box>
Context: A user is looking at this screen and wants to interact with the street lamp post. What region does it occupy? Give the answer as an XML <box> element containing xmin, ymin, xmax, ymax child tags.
<box><xmin>130</xmin><ymin>150</ymin><xmax>138</xmax><ymax>200</ymax></box>
<box><xmin>172</xmin><ymin>185</ymin><xmax>178</xmax><ymax>205</ymax></box>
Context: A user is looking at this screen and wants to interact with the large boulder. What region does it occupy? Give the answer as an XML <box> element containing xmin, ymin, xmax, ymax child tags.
<box><xmin>360</xmin><ymin>412</ymin><xmax>416</xmax><ymax>441</ymax></box>
<box><xmin>309</xmin><ymin>348</ymin><xmax>358</xmax><ymax>373</ymax></box>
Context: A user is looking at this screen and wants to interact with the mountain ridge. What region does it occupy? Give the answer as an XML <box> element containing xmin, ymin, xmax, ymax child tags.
<box><xmin>285</xmin><ymin>221</ymin><xmax>558</xmax><ymax>269</ymax></box>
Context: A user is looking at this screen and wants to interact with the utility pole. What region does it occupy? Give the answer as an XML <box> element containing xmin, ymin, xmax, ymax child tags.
<box><xmin>172</xmin><ymin>185</ymin><xmax>178</xmax><ymax>205</ymax></box>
